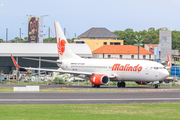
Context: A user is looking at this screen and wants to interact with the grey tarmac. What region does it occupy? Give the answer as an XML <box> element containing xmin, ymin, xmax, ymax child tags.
<box><xmin>0</xmin><ymin>91</ymin><xmax>180</xmax><ymax>104</ymax></box>
<box><xmin>0</xmin><ymin>84</ymin><xmax>179</xmax><ymax>90</ymax></box>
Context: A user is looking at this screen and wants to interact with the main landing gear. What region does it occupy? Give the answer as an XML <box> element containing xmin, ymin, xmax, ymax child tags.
<box><xmin>153</xmin><ymin>84</ymin><xmax>158</xmax><ymax>89</ymax></box>
<box><xmin>92</xmin><ymin>84</ymin><xmax>100</xmax><ymax>88</ymax></box>
<box><xmin>117</xmin><ymin>81</ymin><xmax>126</xmax><ymax>88</ymax></box>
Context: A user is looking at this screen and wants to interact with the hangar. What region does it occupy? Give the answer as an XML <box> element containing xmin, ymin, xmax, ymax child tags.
<box><xmin>0</xmin><ymin>43</ymin><xmax>92</xmax><ymax>73</ymax></box>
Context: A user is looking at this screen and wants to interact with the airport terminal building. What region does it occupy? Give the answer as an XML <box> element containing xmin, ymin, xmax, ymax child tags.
<box><xmin>0</xmin><ymin>43</ymin><xmax>92</xmax><ymax>73</ymax></box>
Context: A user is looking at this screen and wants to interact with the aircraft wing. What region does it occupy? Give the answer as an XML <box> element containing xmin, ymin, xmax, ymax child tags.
<box><xmin>23</xmin><ymin>57</ymin><xmax>62</xmax><ymax>64</ymax></box>
<box><xmin>11</xmin><ymin>55</ymin><xmax>116</xmax><ymax>78</ymax></box>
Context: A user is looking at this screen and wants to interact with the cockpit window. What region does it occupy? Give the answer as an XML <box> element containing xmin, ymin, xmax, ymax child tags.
<box><xmin>154</xmin><ymin>67</ymin><xmax>158</xmax><ymax>70</ymax></box>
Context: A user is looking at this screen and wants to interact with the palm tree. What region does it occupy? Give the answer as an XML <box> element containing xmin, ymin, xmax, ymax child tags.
<box><xmin>134</xmin><ymin>35</ymin><xmax>143</xmax><ymax>60</ymax></box>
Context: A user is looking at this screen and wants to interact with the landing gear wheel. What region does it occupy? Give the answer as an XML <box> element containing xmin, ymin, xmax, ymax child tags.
<box><xmin>121</xmin><ymin>82</ymin><xmax>126</xmax><ymax>88</ymax></box>
<box><xmin>153</xmin><ymin>84</ymin><xmax>158</xmax><ymax>89</ymax></box>
<box><xmin>117</xmin><ymin>82</ymin><xmax>122</xmax><ymax>87</ymax></box>
<box><xmin>92</xmin><ymin>84</ymin><xmax>96</xmax><ymax>88</ymax></box>
<box><xmin>92</xmin><ymin>84</ymin><xmax>100</xmax><ymax>88</ymax></box>
<box><xmin>117</xmin><ymin>81</ymin><xmax>126</xmax><ymax>88</ymax></box>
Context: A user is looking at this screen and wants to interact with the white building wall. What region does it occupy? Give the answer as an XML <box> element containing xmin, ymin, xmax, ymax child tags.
<box><xmin>123</xmin><ymin>55</ymin><xmax>131</xmax><ymax>59</ymax></box>
<box><xmin>98</xmin><ymin>54</ymin><xmax>103</xmax><ymax>58</ymax></box>
<box><xmin>95</xmin><ymin>54</ymin><xmax>155</xmax><ymax>60</ymax></box>
<box><xmin>144</xmin><ymin>44</ymin><xmax>150</xmax><ymax>51</ymax></box>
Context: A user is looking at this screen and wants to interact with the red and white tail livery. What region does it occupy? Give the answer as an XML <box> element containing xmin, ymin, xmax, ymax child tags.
<box><xmin>10</xmin><ymin>22</ymin><xmax>169</xmax><ymax>89</ymax></box>
<box><xmin>54</xmin><ymin>22</ymin><xmax>80</xmax><ymax>60</ymax></box>
<box><xmin>167</xmin><ymin>54</ymin><xmax>171</xmax><ymax>68</ymax></box>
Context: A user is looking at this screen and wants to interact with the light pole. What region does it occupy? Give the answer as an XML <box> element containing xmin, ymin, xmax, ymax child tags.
<box><xmin>44</xmin><ymin>25</ymin><xmax>50</xmax><ymax>43</ymax></box>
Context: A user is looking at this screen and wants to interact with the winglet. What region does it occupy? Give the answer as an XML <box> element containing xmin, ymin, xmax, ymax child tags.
<box><xmin>10</xmin><ymin>54</ymin><xmax>20</xmax><ymax>68</ymax></box>
<box><xmin>167</xmin><ymin>54</ymin><xmax>171</xmax><ymax>68</ymax></box>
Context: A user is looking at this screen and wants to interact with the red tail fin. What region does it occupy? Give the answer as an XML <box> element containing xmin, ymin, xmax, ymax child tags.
<box><xmin>167</xmin><ymin>54</ymin><xmax>171</xmax><ymax>68</ymax></box>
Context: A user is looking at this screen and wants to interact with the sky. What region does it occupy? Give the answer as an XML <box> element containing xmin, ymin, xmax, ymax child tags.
<box><xmin>0</xmin><ymin>0</ymin><xmax>180</xmax><ymax>40</ymax></box>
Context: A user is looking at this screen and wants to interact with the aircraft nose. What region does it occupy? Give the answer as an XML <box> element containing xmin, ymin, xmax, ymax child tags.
<box><xmin>162</xmin><ymin>70</ymin><xmax>169</xmax><ymax>78</ymax></box>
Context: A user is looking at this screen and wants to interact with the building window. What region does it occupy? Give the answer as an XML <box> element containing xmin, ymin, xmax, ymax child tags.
<box><xmin>120</xmin><ymin>55</ymin><xmax>122</xmax><ymax>59</ymax></box>
<box><xmin>103</xmin><ymin>54</ymin><xmax>104</xmax><ymax>58</ymax></box>
<box><xmin>108</xmin><ymin>55</ymin><xmax>111</xmax><ymax>59</ymax></box>
<box><xmin>104</xmin><ymin>42</ymin><xmax>107</xmax><ymax>45</ymax></box>
<box><xmin>114</xmin><ymin>42</ymin><xmax>121</xmax><ymax>45</ymax></box>
<box><xmin>149</xmin><ymin>54</ymin><xmax>151</xmax><ymax>59</ymax></box>
<box><xmin>75</xmin><ymin>41</ymin><xmax>85</xmax><ymax>44</ymax></box>
<box><xmin>143</xmin><ymin>55</ymin><xmax>146</xmax><ymax>60</ymax></box>
<box><xmin>131</xmin><ymin>55</ymin><xmax>134</xmax><ymax>59</ymax></box>
<box><xmin>91</xmin><ymin>38</ymin><xmax>96</xmax><ymax>39</ymax></box>
<box><xmin>110</xmin><ymin>42</ymin><xmax>113</xmax><ymax>45</ymax></box>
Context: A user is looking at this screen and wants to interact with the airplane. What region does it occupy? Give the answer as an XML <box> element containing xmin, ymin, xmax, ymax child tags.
<box><xmin>11</xmin><ymin>22</ymin><xmax>169</xmax><ymax>89</ymax></box>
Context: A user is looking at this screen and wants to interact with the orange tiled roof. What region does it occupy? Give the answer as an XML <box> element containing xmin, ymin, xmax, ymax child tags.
<box><xmin>146</xmin><ymin>44</ymin><xmax>159</xmax><ymax>48</ymax></box>
<box><xmin>92</xmin><ymin>45</ymin><xmax>153</xmax><ymax>54</ymax></box>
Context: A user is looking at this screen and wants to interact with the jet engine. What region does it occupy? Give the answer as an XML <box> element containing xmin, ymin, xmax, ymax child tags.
<box><xmin>90</xmin><ymin>74</ymin><xmax>110</xmax><ymax>85</ymax></box>
<box><xmin>135</xmin><ymin>81</ymin><xmax>152</xmax><ymax>85</ymax></box>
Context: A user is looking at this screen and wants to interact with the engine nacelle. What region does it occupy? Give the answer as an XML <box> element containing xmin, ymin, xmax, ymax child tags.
<box><xmin>90</xmin><ymin>74</ymin><xmax>110</xmax><ymax>85</ymax></box>
<box><xmin>135</xmin><ymin>81</ymin><xmax>152</xmax><ymax>85</ymax></box>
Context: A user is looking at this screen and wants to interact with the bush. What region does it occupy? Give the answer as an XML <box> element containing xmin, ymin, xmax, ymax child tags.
<box><xmin>0</xmin><ymin>80</ymin><xmax>7</xmax><ymax>84</ymax></box>
<box><xmin>52</xmin><ymin>77</ymin><xmax>65</xmax><ymax>85</ymax></box>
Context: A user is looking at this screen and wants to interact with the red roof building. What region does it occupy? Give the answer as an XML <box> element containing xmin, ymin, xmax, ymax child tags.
<box><xmin>92</xmin><ymin>45</ymin><xmax>154</xmax><ymax>60</ymax></box>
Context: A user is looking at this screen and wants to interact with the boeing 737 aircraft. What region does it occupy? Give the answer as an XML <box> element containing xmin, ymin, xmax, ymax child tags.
<box><xmin>11</xmin><ymin>22</ymin><xmax>170</xmax><ymax>88</ymax></box>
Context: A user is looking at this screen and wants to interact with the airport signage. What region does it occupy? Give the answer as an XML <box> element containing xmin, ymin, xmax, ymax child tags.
<box><xmin>28</xmin><ymin>17</ymin><xmax>39</xmax><ymax>43</ymax></box>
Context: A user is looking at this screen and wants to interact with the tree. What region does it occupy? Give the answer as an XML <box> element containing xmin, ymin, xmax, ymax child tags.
<box><xmin>0</xmin><ymin>39</ymin><xmax>4</xmax><ymax>43</ymax></box>
<box><xmin>43</xmin><ymin>37</ymin><xmax>75</xmax><ymax>43</ymax></box>
<box><xmin>43</xmin><ymin>37</ymin><xmax>56</xmax><ymax>43</ymax></box>
<box><xmin>134</xmin><ymin>35</ymin><xmax>143</xmax><ymax>60</ymax></box>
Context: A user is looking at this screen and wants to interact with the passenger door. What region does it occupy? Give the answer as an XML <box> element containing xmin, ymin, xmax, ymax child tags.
<box><xmin>145</xmin><ymin>64</ymin><xmax>149</xmax><ymax>75</ymax></box>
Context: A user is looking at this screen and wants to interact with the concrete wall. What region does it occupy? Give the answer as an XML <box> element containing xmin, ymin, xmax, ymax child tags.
<box><xmin>14</xmin><ymin>86</ymin><xmax>39</xmax><ymax>92</ymax></box>
<box><xmin>144</xmin><ymin>44</ymin><xmax>150</xmax><ymax>51</ymax></box>
<box><xmin>159</xmin><ymin>30</ymin><xmax>172</xmax><ymax>61</ymax></box>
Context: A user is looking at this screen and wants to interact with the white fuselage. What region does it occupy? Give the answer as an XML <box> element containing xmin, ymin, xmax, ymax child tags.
<box><xmin>57</xmin><ymin>58</ymin><xmax>169</xmax><ymax>82</ymax></box>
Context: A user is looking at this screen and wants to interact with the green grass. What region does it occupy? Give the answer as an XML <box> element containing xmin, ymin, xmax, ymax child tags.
<box><xmin>5</xmin><ymin>82</ymin><xmax>49</xmax><ymax>85</ymax></box>
<box><xmin>0</xmin><ymin>88</ymin><xmax>13</xmax><ymax>92</ymax></box>
<box><xmin>0</xmin><ymin>104</ymin><xmax>180</xmax><ymax>120</ymax></box>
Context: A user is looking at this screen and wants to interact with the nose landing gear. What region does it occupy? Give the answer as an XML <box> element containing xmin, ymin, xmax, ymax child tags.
<box><xmin>153</xmin><ymin>81</ymin><xmax>159</xmax><ymax>89</ymax></box>
<box><xmin>153</xmin><ymin>84</ymin><xmax>158</xmax><ymax>88</ymax></box>
<box><xmin>117</xmin><ymin>81</ymin><xmax>126</xmax><ymax>88</ymax></box>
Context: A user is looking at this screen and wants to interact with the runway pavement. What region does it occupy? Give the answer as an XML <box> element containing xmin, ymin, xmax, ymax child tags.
<box><xmin>0</xmin><ymin>84</ymin><xmax>179</xmax><ymax>90</ymax></box>
<box><xmin>0</xmin><ymin>91</ymin><xmax>180</xmax><ymax>104</ymax></box>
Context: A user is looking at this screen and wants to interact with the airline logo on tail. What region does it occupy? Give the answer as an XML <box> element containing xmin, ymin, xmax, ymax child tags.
<box><xmin>58</xmin><ymin>38</ymin><xmax>66</xmax><ymax>55</ymax></box>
